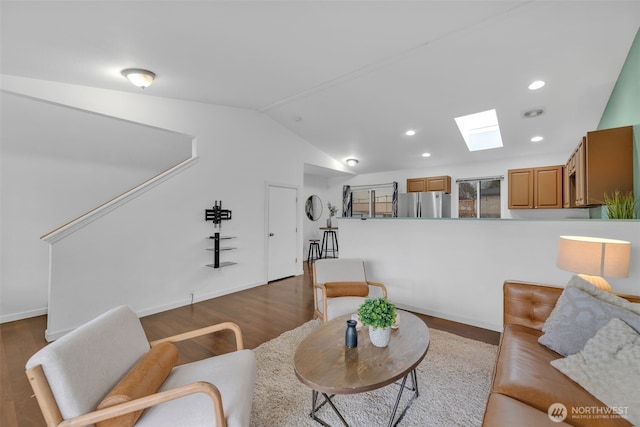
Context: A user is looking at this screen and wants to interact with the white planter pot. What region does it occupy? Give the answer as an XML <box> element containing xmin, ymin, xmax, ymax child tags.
<box><xmin>368</xmin><ymin>326</ymin><xmax>391</xmax><ymax>347</ymax></box>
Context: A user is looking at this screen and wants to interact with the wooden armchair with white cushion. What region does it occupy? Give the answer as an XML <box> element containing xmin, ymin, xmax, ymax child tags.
<box><xmin>312</xmin><ymin>258</ymin><xmax>388</xmax><ymax>323</ymax></box>
<box><xmin>25</xmin><ymin>305</ymin><xmax>256</xmax><ymax>427</ymax></box>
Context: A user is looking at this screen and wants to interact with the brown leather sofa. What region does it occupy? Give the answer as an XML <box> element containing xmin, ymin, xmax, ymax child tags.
<box><xmin>482</xmin><ymin>280</ymin><xmax>640</xmax><ymax>427</ymax></box>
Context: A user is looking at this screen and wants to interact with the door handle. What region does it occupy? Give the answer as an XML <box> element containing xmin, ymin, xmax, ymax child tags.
<box><xmin>269</xmin><ymin>233</ymin><xmax>274</xmax><ymax>236</ymax></box>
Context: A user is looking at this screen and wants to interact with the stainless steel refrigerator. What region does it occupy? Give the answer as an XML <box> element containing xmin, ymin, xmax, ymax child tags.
<box><xmin>398</xmin><ymin>191</ymin><xmax>451</xmax><ymax>218</ymax></box>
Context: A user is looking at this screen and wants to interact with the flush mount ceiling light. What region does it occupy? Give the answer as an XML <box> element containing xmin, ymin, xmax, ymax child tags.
<box><xmin>121</xmin><ymin>68</ymin><xmax>156</xmax><ymax>89</ymax></box>
<box><xmin>523</xmin><ymin>108</ymin><xmax>544</xmax><ymax>118</ymax></box>
<box><xmin>454</xmin><ymin>109</ymin><xmax>504</xmax><ymax>152</ymax></box>
<box><xmin>421</xmin><ymin>152</ymin><xmax>431</xmax><ymax>158</ymax></box>
<box><xmin>528</xmin><ymin>80</ymin><xmax>546</xmax><ymax>90</ymax></box>
<box><xmin>346</xmin><ymin>158</ymin><xmax>359</xmax><ymax>167</ymax></box>
<box><xmin>405</xmin><ymin>130</ymin><xmax>416</xmax><ymax>136</ymax></box>
<box><xmin>530</xmin><ymin>136</ymin><xmax>544</xmax><ymax>143</ymax></box>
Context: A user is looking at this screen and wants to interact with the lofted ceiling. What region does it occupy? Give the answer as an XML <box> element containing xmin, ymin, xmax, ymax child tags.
<box><xmin>2</xmin><ymin>1</ymin><xmax>639</xmax><ymax>175</ymax></box>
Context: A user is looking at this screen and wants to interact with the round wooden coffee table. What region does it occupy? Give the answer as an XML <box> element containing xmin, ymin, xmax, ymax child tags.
<box><xmin>294</xmin><ymin>311</ymin><xmax>430</xmax><ymax>426</ymax></box>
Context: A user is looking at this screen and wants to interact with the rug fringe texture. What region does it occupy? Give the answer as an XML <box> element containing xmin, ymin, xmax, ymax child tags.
<box><xmin>250</xmin><ymin>319</ymin><xmax>497</xmax><ymax>426</ymax></box>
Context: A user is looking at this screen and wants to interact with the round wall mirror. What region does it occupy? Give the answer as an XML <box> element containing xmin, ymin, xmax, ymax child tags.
<box><xmin>305</xmin><ymin>195</ymin><xmax>323</xmax><ymax>221</ymax></box>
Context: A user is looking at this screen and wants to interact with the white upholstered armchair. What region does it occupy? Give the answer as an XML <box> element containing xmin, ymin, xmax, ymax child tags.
<box><xmin>25</xmin><ymin>306</ymin><xmax>255</xmax><ymax>427</ymax></box>
<box><xmin>312</xmin><ymin>258</ymin><xmax>388</xmax><ymax>323</ymax></box>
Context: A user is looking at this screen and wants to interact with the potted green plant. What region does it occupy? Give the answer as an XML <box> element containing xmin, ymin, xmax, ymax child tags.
<box><xmin>603</xmin><ymin>191</ymin><xmax>637</xmax><ymax>219</ymax></box>
<box><xmin>326</xmin><ymin>202</ymin><xmax>338</xmax><ymax>228</ymax></box>
<box><xmin>357</xmin><ymin>297</ymin><xmax>397</xmax><ymax>347</ymax></box>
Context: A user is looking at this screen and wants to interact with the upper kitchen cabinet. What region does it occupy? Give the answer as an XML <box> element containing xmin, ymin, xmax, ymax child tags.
<box><xmin>564</xmin><ymin>139</ymin><xmax>586</xmax><ymax>207</ymax></box>
<box><xmin>407</xmin><ymin>176</ymin><xmax>451</xmax><ymax>193</ymax></box>
<box><xmin>407</xmin><ymin>178</ymin><xmax>426</xmax><ymax>192</ymax></box>
<box><xmin>508</xmin><ymin>165</ymin><xmax>563</xmax><ymax>209</ymax></box>
<box><xmin>565</xmin><ymin>126</ymin><xmax>633</xmax><ymax>207</ymax></box>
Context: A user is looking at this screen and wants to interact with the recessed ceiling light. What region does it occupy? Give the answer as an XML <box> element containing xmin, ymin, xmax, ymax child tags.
<box><xmin>530</xmin><ymin>136</ymin><xmax>544</xmax><ymax>143</ymax></box>
<box><xmin>528</xmin><ymin>80</ymin><xmax>546</xmax><ymax>90</ymax></box>
<box><xmin>422</xmin><ymin>152</ymin><xmax>431</xmax><ymax>158</ymax></box>
<box><xmin>523</xmin><ymin>109</ymin><xmax>544</xmax><ymax>118</ymax></box>
<box><xmin>405</xmin><ymin>130</ymin><xmax>416</xmax><ymax>136</ymax></box>
<box><xmin>346</xmin><ymin>158</ymin><xmax>359</xmax><ymax>166</ymax></box>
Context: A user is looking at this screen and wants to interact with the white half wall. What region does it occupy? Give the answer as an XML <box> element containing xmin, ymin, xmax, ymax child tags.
<box><xmin>339</xmin><ymin>217</ymin><xmax>640</xmax><ymax>332</ymax></box>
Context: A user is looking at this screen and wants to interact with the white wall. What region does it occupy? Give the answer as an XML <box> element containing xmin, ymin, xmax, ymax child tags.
<box><xmin>339</xmin><ymin>218</ymin><xmax>640</xmax><ymax>332</ymax></box>
<box><xmin>302</xmin><ymin>174</ymin><xmax>331</xmax><ymax>259</ymax></box>
<box><xmin>0</xmin><ymin>75</ymin><xmax>347</xmax><ymax>336</ymax></box>
<box><xmin>1</xmin><ymin>93</ymin><xmax>193</xmax><ymax>322</ymax></box>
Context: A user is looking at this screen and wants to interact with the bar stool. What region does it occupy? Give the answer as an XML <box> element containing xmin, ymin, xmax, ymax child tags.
<box><xmin>307</xmin><ymin>239</ymin><xmax>321</xmax><ymax>264</ymax></box>
<box><xmin>320</xmin><ymin>228</ymin><xmax>338</xmax><ymax>258</ymax></box>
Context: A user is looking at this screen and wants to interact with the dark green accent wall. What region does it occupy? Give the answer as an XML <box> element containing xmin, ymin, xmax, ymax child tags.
<box><xmin>597</xmin><ymin>27</ymin><xmax>640</xmax><ymax>215</ymax></box>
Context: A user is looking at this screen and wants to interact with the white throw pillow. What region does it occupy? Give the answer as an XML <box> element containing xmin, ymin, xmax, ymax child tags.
<box><xmin>551</xmin><ymin>318</ymin><xmax>640</xmax><ymax>425</ymax></box>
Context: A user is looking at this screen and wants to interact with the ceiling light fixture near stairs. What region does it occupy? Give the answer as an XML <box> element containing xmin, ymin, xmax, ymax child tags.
<box><xmin>346</xmin><ymin>158</ymin><xmax>359</xmax><ymax>166</ymax></box>
<box><xmin>121</xmin><ymin>68</ymin><xmax>156</xmax><ymax>89</ymax></box>
<box><xmin>523</xmin><ymin>108</ymin><xmax>544</xmax><ymax>118</ymax></box>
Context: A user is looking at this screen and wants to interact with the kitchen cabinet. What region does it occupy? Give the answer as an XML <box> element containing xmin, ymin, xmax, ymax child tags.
<box><xmin>564</xmin><ymin>139</ymin><xmax>586</xmax><ymax>208</ymax></box>
<box><xmin>565</xmin><ymin>126</ymin><xmax>633</xmax><ymax>207</ymax></box>
<box><xmin>407</xmin><ymin>175</ymin><xmax>451</xmax><ymax>193</ymax></box>
<box><xmin>407</xmin><ymin>178</ymin><xmax>426</xmax><ymax>193</ymax></box>
<box><xmin>508</xmin><ymin>165</ymin><xmax>563</xmax><ymax>209</ymax></box>
<box><xmin>426</xmin><ymin>176</ymin><xmax>451</xmax><ymax>192</ymax></box>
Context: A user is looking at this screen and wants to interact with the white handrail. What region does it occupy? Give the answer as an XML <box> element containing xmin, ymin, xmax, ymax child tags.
<box><xmin>41</xmin><ymin>156</ymin><xmax>199</xmax><ymax>244</ymax></box>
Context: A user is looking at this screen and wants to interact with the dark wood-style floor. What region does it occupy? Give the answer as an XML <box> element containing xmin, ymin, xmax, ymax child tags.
<box><xmin>0</xmin><ymin>264</ymin><xmax>500</xmax><ymax>427</ymax></box>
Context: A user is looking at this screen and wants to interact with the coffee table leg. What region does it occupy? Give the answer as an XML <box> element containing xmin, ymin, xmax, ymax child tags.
<box><xmin>388</xmin><ymin>369</ymin><xmax>419</xmax><ymax>427</ymax></box>
<box><xmin>309</xmin><ymin>390</ymin><xmax>350</xmax><ymax>427</ymax></box>
<box><xmin>309</xmin><ymin>370</ymin><xmax>419</xmax><ymax>427</ymax></box>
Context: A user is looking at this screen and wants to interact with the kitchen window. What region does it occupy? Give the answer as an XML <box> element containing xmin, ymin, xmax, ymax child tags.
<box><xmin>343</xmin><ymin>182</ymin><xmax>398</xmax><ymax>218</ymax></box>
<box><xmin>457</xmin><ymin>177</ymin><xmax>502</xmax><ymax>218</ymax></box>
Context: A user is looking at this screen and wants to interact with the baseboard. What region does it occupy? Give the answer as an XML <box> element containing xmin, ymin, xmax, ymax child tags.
<box><xmin>0</xmin><ymin>307</ymin><xmax>48</xmax><ymax>324</ymax></box>
<box><xmin>136</xmin><ymin>280</ymin><xmax>266</xmax><ymax>317</ymax></box>
<box><xmin>45</xmin><ymin>281</ymin><xmax>267</xmax><ymax>341</ymax></box>
<box><xmin>396</xmin><ymin>303</ymin><xmax>502</xmax><ymax>332</ymax></box>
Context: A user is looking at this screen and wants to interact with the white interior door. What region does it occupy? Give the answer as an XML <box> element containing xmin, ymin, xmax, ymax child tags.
<box><xmin>267</xmin><ymin>185</ymin><xmax>298</xmax><ymax>282</ymax></box>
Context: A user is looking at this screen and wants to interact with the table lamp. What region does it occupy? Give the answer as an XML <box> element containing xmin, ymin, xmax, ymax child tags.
<box><xmin>556</xmin><ymin>235</ymin><xmax>631</xmax><ymax>292</ymax></box>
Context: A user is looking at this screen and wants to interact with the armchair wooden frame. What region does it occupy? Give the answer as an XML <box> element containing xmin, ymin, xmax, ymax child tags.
<box><xmin>312</xmin><ymin>263</ymin><xmax>387</xmax><ymax>323</ymax></box>
<box><xmin>26</xmin><ymin>321</ymin><xmax>245</xmax><ymax>427</ymax></box>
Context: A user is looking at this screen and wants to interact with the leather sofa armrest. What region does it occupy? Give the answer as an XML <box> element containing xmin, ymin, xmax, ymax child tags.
<box><xmin>503</xmin><ymin>281</ymin><xmax>563</xmax><ymax>331</ymax></box>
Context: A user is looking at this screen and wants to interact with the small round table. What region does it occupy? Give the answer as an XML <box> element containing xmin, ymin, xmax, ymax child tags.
<box><xmin>294</xmin><ymin>311</ymin><xmax>430</xmax><ymax>426</ymax></box>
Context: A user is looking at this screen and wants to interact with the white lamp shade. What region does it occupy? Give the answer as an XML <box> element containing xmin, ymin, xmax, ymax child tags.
<box><xmin>557</xmin><ymin>236</ymin><xmax>631</xmax><ymax>278</ymax></box>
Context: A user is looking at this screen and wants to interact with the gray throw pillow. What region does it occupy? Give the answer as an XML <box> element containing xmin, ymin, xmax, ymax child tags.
<box><xmin>543</xmin><ymin>275</ymin><xmax>640</xmax><ymax>334</ymax></box>
<box><xmin>538</xmin><ymin>286</ymin><xmax>640</xmax><ymax>356</ymax></box>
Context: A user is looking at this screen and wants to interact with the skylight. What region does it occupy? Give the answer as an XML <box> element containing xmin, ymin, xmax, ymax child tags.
<box><xmin>454</xmin><ymin>109</ymin><xmax>504</xmax><ymax>152</ymax></box>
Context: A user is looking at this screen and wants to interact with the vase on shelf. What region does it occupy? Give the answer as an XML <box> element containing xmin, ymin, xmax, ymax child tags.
<box><xmin>326</xmin><ymin>217</ymin><xmax>332</xmax><ymax>228</ymax></box>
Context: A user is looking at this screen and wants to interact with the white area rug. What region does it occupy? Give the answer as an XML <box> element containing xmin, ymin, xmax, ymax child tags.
<box><xmin>250</xmin><ymin>319</ymin><xmax>498</xmax><ymax>426</ymax></box>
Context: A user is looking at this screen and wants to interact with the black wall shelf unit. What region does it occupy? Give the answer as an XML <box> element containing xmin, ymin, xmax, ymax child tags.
<box><xmin>206</xmin><ymin>233</ymin><xmax>236</xmax><ymax>269</ymax></box>
<box><xmin>204</xmin><ymin>200</ymin><xmax>236</xmax><ymax>269</ymax></box>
